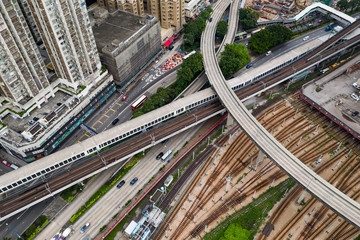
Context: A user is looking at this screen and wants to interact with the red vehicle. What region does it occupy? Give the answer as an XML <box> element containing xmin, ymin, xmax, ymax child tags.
<box><xmin>122</xmin><ymin>95</ymin><xmax>128</xmax><ymax>101</ymax></box>
<box><xmin>1</xmin><ymin>159</ymin><xmax>10</xmax><ymax>166</ymax></box>
<box><xmin>131</xmin><ymin>95</ymin><xmax>147</xmax><ymax>111</ymax></box>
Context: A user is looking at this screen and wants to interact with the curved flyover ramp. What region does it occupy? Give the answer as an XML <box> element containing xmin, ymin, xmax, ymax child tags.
<box><xmin>201</xmin><ymin>0</ymin><xmax>360</xmax><ymax>228</ymax></box>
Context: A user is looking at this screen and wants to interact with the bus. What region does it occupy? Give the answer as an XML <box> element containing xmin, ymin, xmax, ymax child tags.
<box><xmin>161</xmin><ymin>150</ymin><xmax>172</xmax><ymax>161</ymax></box>
<box><xmin>131</xmin><ymin>95</ymin><xmax>147</xmax><ymax>111</ymax></box>
<box><xmin>183</xmin><ymin>50</ymin><xmax>196</xmax><ymax>60</ymax></box>
<box><xmin>234</xmin><ymin>31</ymin><xmax>247</xmax><ymax>41</ymax></box>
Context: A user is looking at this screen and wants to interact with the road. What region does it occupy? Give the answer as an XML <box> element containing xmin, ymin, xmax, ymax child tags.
<box><xmin>68</xmin><ymin>126</ymin><xmax>203</xmax><ymax>240</ymax></box>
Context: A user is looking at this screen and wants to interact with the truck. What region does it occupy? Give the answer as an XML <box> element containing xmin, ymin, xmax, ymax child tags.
<box><xmin>161</xmin><ymin>150</ymin><xmax>172</xmax><ymax>161</ymax></box>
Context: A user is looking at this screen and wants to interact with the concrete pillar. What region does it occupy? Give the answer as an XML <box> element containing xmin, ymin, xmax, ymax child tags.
<box><xmin>297</xmin><ymin>190</ymin><xmax>307</xmax><ymax>204</ymax></box>
<box><xmin>256</xmin><ymin>150</ymin><xmax>265</xmax><ymax>166</ymax></box>
<box><xmin>226</xmin><ymin>114</ymin><xmax>234</xmax><ymax>128</ymax></box>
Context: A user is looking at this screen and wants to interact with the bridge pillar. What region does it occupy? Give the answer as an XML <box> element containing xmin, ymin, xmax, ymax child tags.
<box><xmin>255</xmin><ymin>150</ymin><xmax>266</xmax><ymax>168</ymax></box>
<box><xmin>297</xmin><ymin>190</ymin><xmax>307</xmax><ymax>204</ymax></box>
<box><xmin>226</xmin><ymin>114</ymin><xmax>235</xmax><ymax>128</ymax></box>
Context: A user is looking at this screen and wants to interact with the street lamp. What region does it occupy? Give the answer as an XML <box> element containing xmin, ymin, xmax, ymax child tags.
<box><xmin>6</xmin><ymin>223</ymin><xmax>24</xmax><ymax>239</ymax></box>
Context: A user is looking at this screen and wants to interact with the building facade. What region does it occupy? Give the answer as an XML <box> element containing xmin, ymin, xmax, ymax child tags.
<box><xmin>0</xmin><ymin>0</ymin><xmax>49</xmax><ymax>104</ymax></box>
<box><xmin>98</xmin><ymin>0</ymin><xmax>184</xmax><ymax>30</ymax></box>
<box><xmin>27</xmin><ymin>0</ymin><xmax>102</xmax><ymax>90</ymax></box>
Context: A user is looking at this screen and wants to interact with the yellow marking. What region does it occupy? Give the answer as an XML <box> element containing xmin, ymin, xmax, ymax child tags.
<box><xmin>103</xmin><ymin>114</ymin><xmax>109</xmax><ymax>118</ymax></box>
<box><xmin>98</xmin><ymin>120</ymin><xmax>103</xmax><ymax>124</ymax></box>
<box><xmin>116</xmin><ymin>103</ymin><xmax>122</xmax><ymax>106</ymax></box>
<box><xmin>85</xmin><ymin>134</ymin><xmax>90</xmax><ymax>137</ymax></box>
<box><xmin>92</xmin><ymin>127</ymin><xmax>96</xmax><ymax>131</ymax></box>
<box><xmin>110</xmin><ymin>108</ymin><xmax>115</xmax><ymax>112</ymax></box>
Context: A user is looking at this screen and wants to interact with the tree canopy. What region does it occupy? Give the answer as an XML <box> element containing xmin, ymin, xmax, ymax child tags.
<box><xmin>182</xmin><ymin>7</ymin><xmax>213</xmax><ymax>50</ymax></box>
<box><xmin>219</xmin><ymin>223</ymin><xmax>251</xmax><ymax>240</ymax></box>
<box><xmin>337</xmin><ymin>0</ymin><xmax>360</xmax><ymax>11</ymax></box>
<box><xmin>219</xmin><ymin>43</ymin><xmax>251</xmax><ymax>78</ymax></box>
<box><xmin>248</xmin><ymin>24</ymin><xmax>293</xmax><ymax>53</ymax></box>
<box><xmin>239</xmin><ymin>9</ymin><xmax>259</xmax><ymax>30</ymax></box>
<box><xmin>132</xmin><ymin>52</ymin><xmax>203</xmax><ymax>118</ymax></box>
<box><xmin>216</xmin><ymin>20</ymin><xmax>228</xmax><ymax>38</ymax></box>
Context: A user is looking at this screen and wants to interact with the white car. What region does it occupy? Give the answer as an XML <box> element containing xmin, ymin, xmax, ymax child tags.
<box><xmin>303</xmin><ymin>36</ymin><xmax>309</xmax><ymax>41</ymax></box>
<box><xmin>351</xmin><ymin>93</ymin><xmax>359</xmax><ymax>101</ymax></box>
<box><xmin>265</xmin><ymin>51</ymin><xmax>272</xmax><ymax>56</ymax></box>
<box><xmin>353</xmin><ymin>83</ymin><xmax>360</xmax><ymax>90</ymax></box>
<box><xmin>80</xmin><ymin>222</ymin><xmax>90</xmax><ymax>233</ymax></box>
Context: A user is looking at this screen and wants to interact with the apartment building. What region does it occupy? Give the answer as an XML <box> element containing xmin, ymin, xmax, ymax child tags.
<box><xmin>97</xmin><ymin>0</ymin><xmax>184</xmax><ymax>30</ymax></box>
<box><xmin>0</xmin><ymin>0</ymin><xmax>49</xmax><ymax>104</ymax></box>
<box><xmin>27</xmin><ymin>0</ymin><xmax>102</xmax><ymax>90</ymax></box>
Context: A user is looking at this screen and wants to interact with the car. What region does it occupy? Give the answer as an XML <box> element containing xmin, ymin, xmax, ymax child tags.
<box><xmin>10</xmin><ymin>164</ymin><xmax>19</xmax><ymax>170</ymax></box>
<box><xmin>1</xmin><ymin>160</ymin><xmax>10</xmax><ymax>167</ymax></box>
<box><xmin>352</xmin><ymin>111</ymin><xmax>359</xmax><ymax>117</ymax></box>
<box><xmin>318</xmin><ymin>19</ymin><xmax>323</xmax><ymax>23</ymax></box>
<box><xmin>117</xmin><ymin>180</ymin><xmax>125</xmax><ymax>189</ymax></box>
<box><xmin>130</xmin><ymin>177</ymin><xmax>138</xmax><ymax>185</ymax></box>
<box><xmin>246</xmin><ymin>62</ymin><xmax>253</xmax><ymax>69</ymax></box>
<box><xmin>265</xmin><ymin>51</ymin><xmax>272</xmax><ymax>56</ymax></box>
<box><xmin>351</xmin><ymin>93</ymin><xmax>359</xmax><ymax>101</ymax></box>
<box><xmin>209</xmin><ymin>18</ymin><xmax>212</xmax><ymax>22</ymax></box>
<box><xmin>80</xmin><ymin>222</ymin><xmax>90</xmax><ymax>233</ymax></box>
<box><xmin>303</xmin><ymin>36</ymin><xmax>309</xmax><ymax>41</ymax></box>
<box><xmin>161</xmin><ymin>139</ymin><xmax>169</xmax><ymax>144</ymax></box>
<box><xmin>156</xmin><ymin>152</ymin><xmax>164</xmax><ymax>160</ymax></box>
<box><xmin>122</xmin><ymin>95</ymin><xmax>128</xmax><ymax>101</ymax></box>
<box><xmin>353</xmin><ymin>83</ymin><xmax>360</xmax><ymax>90</ymax></box>
<box><xmin>112</xmin><ymin>118</ymin><xmax>119</xmax><ymax>125</ymax></box>
<box><xmin>169</xmin><ymin>45</ymin><xmax>174</xmax><ymax>50</ymax></box>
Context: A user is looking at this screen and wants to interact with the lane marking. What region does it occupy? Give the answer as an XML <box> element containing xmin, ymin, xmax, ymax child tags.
<box><xmin>98</xmin><ymin>120</ymin><xmax>103</xmax><ymax>124</ymax></box>
<box><xmin>85</xmin><ymin>134</ymin><xmax>90</xmax><ymax>137</ymax></box>
<box><xmin>103</xmin><ymin>114</ymin><xmax>109</xmax><ymax>118</ymax></box>
<box><xmin>116</xmin><ymin>103</ymin><xmax>122</xmax><ymax>106</ymax></box>
<box><xmin>110</xmin><ymin>109</ymin><xmax>115</xmax><ymax>112</ymax></box>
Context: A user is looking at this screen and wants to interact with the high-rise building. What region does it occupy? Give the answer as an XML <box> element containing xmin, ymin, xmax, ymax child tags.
<box><xmin>97</xmin><ymin>0</ymin><xmax>184</xmax><ymax>30</ymax></box>
<box><xmin>27</xmin><ymin>0</ymin><xmax>102</xmax><ymax>90</ymax></box>
<box><xmin>17</xmin><ymin>0</ymin><xmax>42</xmax><ymax>43</ymax></box>
<box><xmin>0</xmin><ymin>0</ymin><xmax>49</xmax><ymax>104</ymax></box>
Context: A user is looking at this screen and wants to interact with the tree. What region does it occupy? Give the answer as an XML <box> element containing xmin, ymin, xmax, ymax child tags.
<box><xmin>337</xmin><ymin>0</ymin><xmax>350</xmax><ymax>11</ymax></box>
<box><xmin>219</xmin><ymin>43</ymin><xmax>251</xmax><ymax>78</ymax></box>
<box><xmin>239</xmin><ymin>9</ymin><xmax>259</xmax><ymax>30</ymax></box>
<box><xmin>216</xmin><ymin>21</ymin><xmax>228</xmax><ymax>38</ymax></box>
<box><xmin>184</xmin><ymin>33</ymin><xmax>195</xmax><ymax>46</ymax></box>
<box><xmin>249</xmin><ymin>24</ymin><xmax>292</xmax><ymax>53</ymax></box>
<box><xmin>219</xmin><ymin>223</ymin><xmax>251</xmax><ymax>240</ymax></box>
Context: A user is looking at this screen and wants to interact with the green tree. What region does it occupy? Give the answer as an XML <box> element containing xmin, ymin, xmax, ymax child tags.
<box><xmin>249</xmin><ymin>24</ymin><xmax>292</xmax><ymax>53</ymax></box>
<box><xmin>219</xmin><ymin>223</ymin><xmax>251</xmax><ymax>240</ymax></box>
<box><xmin>219</xmin><ymin>43</ymin><xmax>251</xmax><ymax>78</ymax></box>
<box><xmin>337</xmin><ymin>0</ymin><xmax>350</xmax><ymax>10</ymax></box>
<box><xmin>239</xmin><ymin>9</ymin><xmax>259</xmax><ymax>30</ymax></box>
<box><xmin>216</xmin><ymin>21</ymin><xmax>228</xmax><ymax>38</ymax></box>
<box><xmin>184</xmin><ymin>33</ymin><xmax>195</xmax><ymax>46</ymax></box>
<box><xmin>25</xmin><ymin>225</ymin><xmax>36</xmax><ymax>237</ymax></box>
<box><xmin>3</xmin><ymin>237</ymin><xmax>12</xmax><ymax>240</ymax></box>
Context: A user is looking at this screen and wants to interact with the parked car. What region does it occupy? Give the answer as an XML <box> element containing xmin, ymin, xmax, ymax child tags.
<box><xmin>209</xmin><ymin>18</ymin><xmax>212</xmax><ymax>22</ymax></box>
<box><xmin>1</xmin><ymin>160</ymin><xmax>10</xmax><ymax>167</ymax></box>
<box><xmin>122</xmin><ymin>95</ymin><xmax>128</xmax><ymax>101</ymax></box>
<box><xmin>351</xmin><ymin>93</ymin><xmax>359</xmax><ymax>101</ymax></box>
<box><xmin>112</xmin><ymin>118</ymin><xmax>119</xmax><ymax>125</ymax></box>
<box><xmin>246</xmin><ymin>62</ymin><xmax>253</xmax><ymax>69</ymax></box>
<box><xmin>130</xmin><ymin>177</ymin><xmax>138</xmax><ymax>185</ymax></box>
<box><xmin>10</xmin><ymin>164</ymin><xmax>19</xmax><ymax>170</ymax></box>
<box><xmin>352</xmin><ymin>111</ymin><xmax>359</xmax><ymax>117</ymax></box>
<box><xmin>265</xmin><ymin>51</ymin><xmax>272</xmax><ymax>56</ymax></box>
<box><xmin>80</xmin><ymin>222</ymin><xmax>90</xmax><ymax>233</ymax></box>
<box><xmin>156</xmin><ymin>152</ymin><xmax>164</xmax><ymax>160</ymax></box>
<box><xmin>117</xmin><ymin>180</ymin><xmax>125</xmax><ymax>189</ymax></box>
<box><xmin>303</xmin><ymin>36</ymin><xmax>310</xmax><ymax>41</ymax></box>
<box><xmin>353</xmin><ymin>83</ymin><xmax>360</xmax><ymax>90</ymax></box>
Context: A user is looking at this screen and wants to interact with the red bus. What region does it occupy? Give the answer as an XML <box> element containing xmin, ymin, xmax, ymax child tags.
<box><xmin>131</xmin><ymin>95</ymin><xmax>147</xmax><ymax>111</ymax></box>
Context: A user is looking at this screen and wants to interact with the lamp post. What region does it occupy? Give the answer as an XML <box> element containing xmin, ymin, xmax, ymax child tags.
<box><xmin>6</xmin><ymin>223</ymin><xmax>23</xmax><ymax>239</ymax></box>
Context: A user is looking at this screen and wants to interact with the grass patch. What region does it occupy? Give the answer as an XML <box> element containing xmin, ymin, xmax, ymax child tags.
<box><xmin>202</xmin><ymin>178</ymin><xmax>296</xmax><ymax>240</ymax></box>
<box><xmin>69</xmin><ymin>152</ymin><xmax>144</xmax><ymax>223</ymax></box>
<box><xmin>23</xmin><ymin>215</ymin><xmax>48</xmax><ymax>240</ymax></box>
<box><xmin>0</xmin><ymin>102</ymin><xmax>36</xmax><ymax>118</ymax></box>
<box><xmin>100</xmin><ymin>65</ymin><xmax>107</xmax><ymax>75</ymax></box>
<box><xmin>60</xmin><ymin>182</ymin><xmax>85</xmax><ymax>202</ymax></box>
<box><xmin>58</xmin><ymin>85</ymin><xmax>86</xmax><ymax>95</ymax></box>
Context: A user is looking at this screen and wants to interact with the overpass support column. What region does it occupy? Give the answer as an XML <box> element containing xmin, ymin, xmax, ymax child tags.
<box><xmin>297</xmin><ymin>190</ymin><xmax>307</xmax><ymax>204</ymax></box>
<box><xmin>255</xmin><ymin>150</ymin><xmax>266</xmax><ymax>167</ymax></box>
<box><xmin>226</xmin><ymin>114</ymin><xmax>235</xmax><ymax>128</ymax></box>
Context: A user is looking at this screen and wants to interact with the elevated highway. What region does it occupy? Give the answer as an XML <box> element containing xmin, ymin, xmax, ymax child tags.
<box><xmin>202</xmin><ymin>0</ymin><xmax>360</xmax><ymax>229</ymax></box>
<box><xmin>0</xmin><ymin>11</ymin><xmax>359</xmax><ymax>221</ymax></box>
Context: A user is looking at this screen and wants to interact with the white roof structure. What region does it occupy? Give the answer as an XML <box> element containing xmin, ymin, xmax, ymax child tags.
<box><xmin>125</xmin><ymin>220</ymin><xmax>138</xmax><ymax>235</ymax></box>
<box><xmin>294</xmin><ymin>2</ymin><xmax>356</xmax><ymax>24</ymax></box>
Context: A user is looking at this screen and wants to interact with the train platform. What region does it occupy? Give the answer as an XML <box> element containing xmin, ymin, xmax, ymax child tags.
<box><xmin>301</xmin><ymin>56</ymin><xmax>360</xmax><ymax>140</ymax></box>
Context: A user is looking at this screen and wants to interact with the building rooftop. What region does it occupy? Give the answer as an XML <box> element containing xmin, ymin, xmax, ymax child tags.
<box><xmin>92</xmin><ymin>10</ymin><xmax>147</xmax><ymax>53</ymax></box>
<box><xmin>302</xmin><ymin>57</ymin><xmax>360</xmax><ymax>137</ymax></box>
